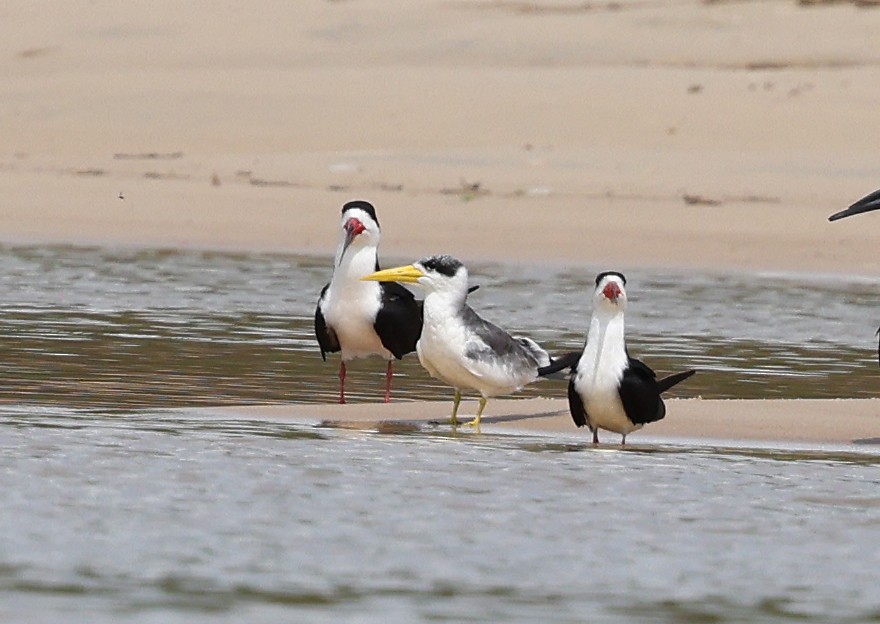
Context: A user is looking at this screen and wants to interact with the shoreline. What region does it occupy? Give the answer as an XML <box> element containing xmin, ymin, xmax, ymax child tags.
<box><xmin>192</xmin><ymin>398</ymin><xmax>880</xmax><ymax>448</ymax></box>
<box><xmin>2</xmin><ymin>1</ymin><xmax>879</xmax><ymax>449</ymax></box>
<box><xmin>2</xmin><ymin>172</ymin><xmax>879</xmax><ymax>277</ymax></box>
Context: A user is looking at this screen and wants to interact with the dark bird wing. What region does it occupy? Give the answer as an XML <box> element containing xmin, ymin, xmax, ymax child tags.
<box><xmin>567</xmin><ymin>370</ymin><xmax>590</xmax><ymax>429</ymax></box>
<box><xmin>829</xmin><ymin>188</ymin><xmax>880</xmax><ymax>221</ymax></box>
<box><xmin>314</xmin><ymin>284</ymin><xmax>340</xmax><ymax>361</ymax></box>
<box><xmin>619</xmin><ymin>361</ymin><xmax>696</xmax><ymax>425</ymax></box>
<box><xmin>537</xmin><ymin>350</ymin><xmax>581</xmax><ymax>378</ymax></box>
<box><xmin>373</xmin><ymin>282</ymin><xmax>422</xmax><ymax>359</ymax></box>
<box><xmin>618</xmin><ymin>357</ymin><xmax>665</xmax><ymax>426</ymax></box>
<box><xmin>828</xmin><ymin>191</ymin><xmax>880</xmax><ymax>365</ymax></box>
<box><xmin>657</xmin><ymin>369</ymin><xmax>697</xmax><ymax>393</ymax></box>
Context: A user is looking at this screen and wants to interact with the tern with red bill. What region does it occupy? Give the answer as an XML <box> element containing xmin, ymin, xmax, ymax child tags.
<box><xmin>363</xmin><ymin>255</ymin><xmax>567</xmax><ymax>429</ymax></box>
<box><xmin>314</xmin><ymin>200</ymin><xmax>421</xmax><ymax>403</ymax></box>
<box><xmin>541</xmin><ymin>272</ymin><xmax>695</xmax><ymax>444</ymax></box>
<box><xmin>829</xmin><ymin>190</ymin><xmax>880</xmax><ymax>366</ymax></box>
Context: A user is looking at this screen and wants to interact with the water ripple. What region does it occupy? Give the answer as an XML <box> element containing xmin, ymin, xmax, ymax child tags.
<box><xmin>0</xmin><ymin>245</ymin><xmax>877</xmax><ymax>409</ymax></box>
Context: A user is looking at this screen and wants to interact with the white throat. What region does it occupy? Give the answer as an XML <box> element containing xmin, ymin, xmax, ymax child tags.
<box><xmin>322</xmin><ymin>240</ymin><xmax>387</xmax><ymax>361</ymax></box>
<box><xmin>578</xmin><ymin>306</ymin><xmax>628</xmax><ymax>389</ymax></box>
<box><xmin>334</xmin><ymin>243</ymin><xmax>378</xmax><ymax>285</ymax></box>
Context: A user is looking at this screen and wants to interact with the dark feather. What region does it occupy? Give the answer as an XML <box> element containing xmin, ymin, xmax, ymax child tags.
<box><xmin>461</xmin><ymin>305</ymin><xmax>544</xmax><ymax>368</ymax></box>
<box><xmin>657</xmin><ymin>369</ymin><xmax>697</xmax><ymax>393</ymax></box>
<box><xmin>567</xmin><ymin>374</ymin><xmax>590</xmax><ymax>429</ymax></box>
<box><xmin>537</xmin><ymin>350</ymin><xmax>580</xmax><ymax>377</ymax></box>
<box><xmin>618</xmin><ymin>357</ymin><xmax>665</xmax><ymax>426</ymax></box>
<box><xmin>373</xmin><ymin>282</ymin><xmax>422</xmax><ymax>359</ymax></box>
<box><xmin>342</xmin><ymin>200</ymin><xmax>379</xmax><ymax>226</ymax></box>
<box><xmin>828</xmin><ymin>188</ymin><xmax>880</xmax><ymax>221</ymax></box>
<box><xmin>595</xmin><ymin>271</ymin><xmax>626</xmax><ymax>287</ymax></box>
<box><xmin>314</xmin><ymin>284</ymin><xmax>340</xmax><ymax>361</ymax></box>
<box><xmin>419</xmin><ymin>255</ymin><xmax>462</xmax><ymax>278</ymax></box>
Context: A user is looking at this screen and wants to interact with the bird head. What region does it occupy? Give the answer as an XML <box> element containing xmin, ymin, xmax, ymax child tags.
<box><xmin>362</xmin><ymin>254</ymin><xmax>469</xmax><ymax>300</ymax></box>
<box><xmin>593</xmin><ymin>271</ymin><xmax>627</xmax><ymax>313</ymax></box>
<box><xmin>337</xmin><ymin>200</ymin><xmax>380</xmax><ymax>262</ymax></box>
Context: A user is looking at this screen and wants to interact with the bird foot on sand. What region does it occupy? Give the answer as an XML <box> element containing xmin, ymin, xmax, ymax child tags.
<box><xmin>463</xmin><ymin>418</ymin><xmax>482</xmax><ymax>432</ymax></box>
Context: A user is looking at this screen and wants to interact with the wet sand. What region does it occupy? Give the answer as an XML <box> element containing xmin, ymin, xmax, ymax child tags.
<box><xmin>197</xmin><ymin>398</ymin><xmax>880</xmax><ymax>447</ymax></box>
<box><xmin>2</xmin><ymin>1</ymin><xmax>880</xmax><ymax>443</ymax></box>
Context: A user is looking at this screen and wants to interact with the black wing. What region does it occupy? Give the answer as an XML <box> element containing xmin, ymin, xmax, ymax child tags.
<box><xmin>314</xmin><ymin>284</ymin><xmax>340</xmax><ymax>361</ymax></box>
<box><xmin>373</xmin><ymin>282</ymin><xmax>422</xmax><ymax>359</ymax></box>
<box><xmin>657</xmin><ymin>369</ymin><xmax>696</xmax><ymax>393</ymax></box>
<box><xmin>829</xmin><ymin>188</ymin><xmax>880</xmax><ymax>222</ymax></box>
<box><xmin>537</xmin><ymin>350</ymin><xmax>581</xmax><ymax>378</ymax></box>
<box><xmin>618</xmin><ymin>357</ymin><xmax>665</xmax><ymax>426</ymax></box>
<box><xmin>566</xmin><ymin>363</ymin><xmax>590</xmax><ymax>429</ymax></box>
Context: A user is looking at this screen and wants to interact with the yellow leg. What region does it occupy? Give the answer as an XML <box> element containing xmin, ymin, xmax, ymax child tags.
<box><xmin>466</xmin><ymin>397</ymin><xmax>488</xmax><ymax>431</ymax></box>
<box><xmin>449</xmin><ymin>389</ymin><xmax>462</xmax><ymax>427</ymax></box>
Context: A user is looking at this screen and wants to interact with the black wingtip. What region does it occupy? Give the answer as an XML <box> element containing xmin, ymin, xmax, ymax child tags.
<box><xmin>656</xmin><ymin>369</ymin><xmax>696</xmax><ymax>394</ymax></box>
<box><xmin>829</xmin><ymin>189</ymin><xmax>880</xmax><ymax>222</ymax></box>
<box><xmin>538</xmin><ymin>351</ymin><xmax>580</xmax><ymax>378</ymax></box>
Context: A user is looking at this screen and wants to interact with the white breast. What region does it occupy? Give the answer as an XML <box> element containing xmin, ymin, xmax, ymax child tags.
<box><xmin>417</xmin><ymin>302</ymin><xmax>482</xmax><ymax>392</ymax></box>
<box><xmin>322</xmin><ymin>246</ymin><xmax>391</xmax><ymax>361</ymax></box>
<box><xmin>418</xmin><ymin>296</ymin><xmax>534</xmax><ymax>398</ymax></box>
<box><xmin>574</xmin><ymin>315</ymin><xmax>640</xmax><ymax>435</ymax></box>
<box><xmin>323</xmin><ymin>282</ymin><xmax>389</xmax><ymax>360</ymax></box>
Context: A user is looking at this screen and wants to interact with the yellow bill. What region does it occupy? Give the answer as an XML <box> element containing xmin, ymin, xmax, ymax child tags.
<box><xmin>361</xmin><ymin>264</ymin><xmax>425</xmax><ymax>284</ymax></box>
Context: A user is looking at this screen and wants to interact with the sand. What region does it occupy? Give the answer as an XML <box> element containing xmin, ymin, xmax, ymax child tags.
<box><xmin>2</xmin><ymin>1</ymin><xmax>879</xmax><ymax>445</ymax></box>
<box><xmin>200</xmin><ymin>398</ymin><xmax>880</xmax><ymax>447</ymax></box>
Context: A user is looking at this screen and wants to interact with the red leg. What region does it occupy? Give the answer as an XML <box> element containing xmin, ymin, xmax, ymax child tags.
<box><xmin>338</xmin><ymin>361</ymin><xmax>347</xmax><ymax>405</ymax></box>
<box><xmin>384</xmin><ymin>361</ymin><xmax>393</xmax><ymax>403</ymax></box>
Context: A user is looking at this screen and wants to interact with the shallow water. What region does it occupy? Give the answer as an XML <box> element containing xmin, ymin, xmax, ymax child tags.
<box><xmin>2</xmin><ymin>409</ymin><xmax>879</xmax><ymax>623</ymax></box>
<box><xmin>0</xmin><ymin>245</ymin><xmax>877</xmax><ymax>409</ymax></box>
<box><xmin>1</xmin><ymin>245</ymin><xmax>879</xmax><ymax>623</ymax></box>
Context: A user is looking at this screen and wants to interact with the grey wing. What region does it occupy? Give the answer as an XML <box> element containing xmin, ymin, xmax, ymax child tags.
<box><xmin>461</xmin><ymin>306</ymin><xmax>544</xmax><ymax>374</ymax></box>
<box><xmin>512</xmin><ymin>335</ymin><xmax>550</xmax><ymax>368</ymax></box>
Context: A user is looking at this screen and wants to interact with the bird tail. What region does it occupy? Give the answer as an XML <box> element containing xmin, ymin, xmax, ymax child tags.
<box><xmin>514</xmin><ymin>336</ymin><xmax>552</xmax><ymax>368</ymax></box>
<box><xmin>657</xmin><ymin>369</ymin><xmax>696</xmax><ymax>393</ymax></box>
<box><xmin>537</xmin><ymin>350</ymin><xmax>580</xmax><ymax>379</ymax></box>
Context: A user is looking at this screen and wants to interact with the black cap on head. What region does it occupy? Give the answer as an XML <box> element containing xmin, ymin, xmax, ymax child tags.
<box><xmin>595</xmin><ymin>271</ymin><xmax>626</xmax><ymax>287</ymax></box>
<box><xmin>342</xmin><ymin>200</ymin><xmax>379</xmax><ymax>227</ymax></box>
<box><xmin>419</xmin><ymin>254</ymin><xmax>463</xmax><ymax>278</ymax></box>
